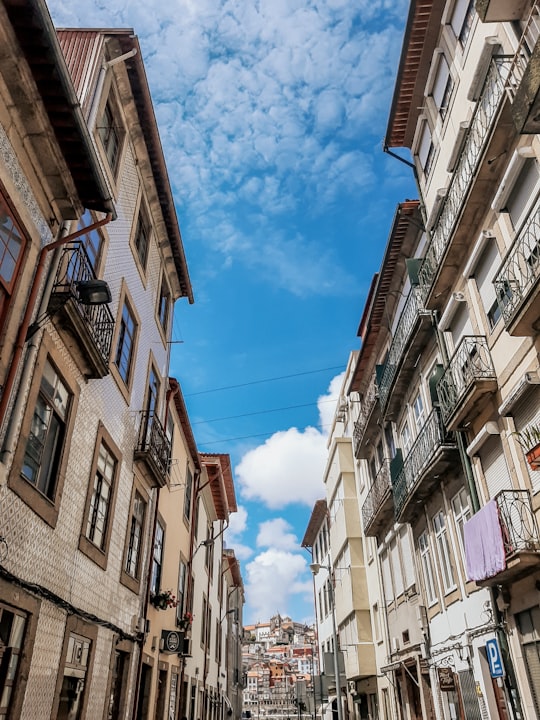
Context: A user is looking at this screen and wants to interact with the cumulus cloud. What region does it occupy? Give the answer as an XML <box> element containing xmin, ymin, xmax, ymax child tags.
<box><xmin>234</xmin><ymin>371</ymin><xmax>344</xmax><ymax>508</ymax></box>
<box><xmin>257</xmin><ymin>518</ymin><xmax>299</xmax><ymax>551</ymax></box>
<box><xmin>49</xmin><ymin>0</ymin><xmax>408</xmax><ymax>297</ymax></box>
<box><xmin>244</xmin><ymin>549</ymin><xmax>309</xmax><ymax>622</ymax></box>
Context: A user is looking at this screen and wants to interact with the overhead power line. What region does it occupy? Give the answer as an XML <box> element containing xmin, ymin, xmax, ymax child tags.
<box><xmin>185</xmin><ymin>365</ymin><xmax>344</xmax><ymax>397</ymax></box>
<box><xmin>199</xmin><ymin>423</ymin><xmax>333</xmax><ymax>446</ymax></box>
<box><xmin>190</xmin><ymin>397</ymin><xmax>338</xmax><ymax>425</ymax></box>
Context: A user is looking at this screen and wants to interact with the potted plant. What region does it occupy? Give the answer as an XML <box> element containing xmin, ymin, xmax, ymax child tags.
<box><xmin>178</xmin><ymin>611</ymin><xmax>193</xmax><ymax>631</ymax></box>
<box><xmin>513</xmin><ymin>423</ymin><xmax>540</xmax><ymax>470</ymax></box>
<box><xmin>150</xmin><ymin>589</ymin><xmax>178</xmax><ymax>610</ymax></box>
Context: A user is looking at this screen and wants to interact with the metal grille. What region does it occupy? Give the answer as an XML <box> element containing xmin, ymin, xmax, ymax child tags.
<box><xmin>496</xmin><ymin>489</ymin><xmax>540</xmax><ymax>555</ymax></box>
<box><xmin>418</xmin><ymin>58</ymin><xmax>511</xmax><ymax>295</ymax></box>
<box><xmin>136</xmin><ymin>411</ymin><xmax>171</xmax><ymax>483</ymax></box>
<box><xmin>504</xmin><ymin>1</ymin><xmax>540</xmax><ymax>102</ymax></box>
<box><xmin>352</xmin><ymin>375</ymin><xmax>378</xmax><ymax>457</ymax></box>
<box><xmin>361</xmin><ymin>460</ymin><xmax>391</xmax><ymax>533</ymax></box>
<box><xmin>437</xmin><ymin>336</ymin><xmax>496</xmax><ymax>424</ymax></box>
<box><xmin>458</xmin><ymin>670</ymin><xmax>482</xmax><ymax>720</ymax></box>
<box><xmin>378</xmin><ymin>286</ymin><xmax>426</xmax><ymax>409</ymax></box>
<box><xmin>393</xmin><ymin>409</ymin><xmax>455</xmax><ymax>518</ymax></box>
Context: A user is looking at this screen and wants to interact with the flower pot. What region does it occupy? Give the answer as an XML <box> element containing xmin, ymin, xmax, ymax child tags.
<box><xmin>526</xmin><ymin>442</ymin><xmax>540</xmax><ymax>470</ymax></box>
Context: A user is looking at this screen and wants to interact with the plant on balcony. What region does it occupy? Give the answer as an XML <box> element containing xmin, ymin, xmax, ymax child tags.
<box><xmin>513</xmin><ymin>423</ymin><xmax>540</xmax><ymax>470</ymax></box>
<box><xmin>178</xmin><ymin>611</ymin><xmax>193</xmax><ymax>631</ymax></box>
<box><xmin>150</xmin><ymin>589</ymin><xmax>178</xmax><ymax>610</ymax></box>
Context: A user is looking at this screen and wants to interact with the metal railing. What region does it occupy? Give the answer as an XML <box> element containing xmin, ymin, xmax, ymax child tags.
<box><xmin>494</xmin><ymin>198</ymin><xmax>540</xmax><ymax>327</ymax></box>
<box><xmin>51</xmin><ymin>243</ymin><xmax>115</xmax><ymax>364</ymax></box>
<box><xmin>353</xmin><ymin>375</ymin><xmax>378</xmax><ymax>457</ymax></box>
<box><xmin>136</xmin><ymin>411</ymin><xmax>171</xmax><ymax>483</ymax></box>
<box><xmin>496</xmin><ymin>489</ymin><xmax>540</xmax><ymax>555</ymax></box>
<box><xmin>437</xmin><ymin>336</ymin><xmax>496</xmax><ymax>425</ymax></box>
<box><xmin>362</xmin><ymin>460</ymin><xmax>391</xmax><ymax>532</ymax></box>
<box><xmin>378</xmin><ymin>286</ymin><xmax>427</xmax><ymax>409</ymax></box>
<box><xmin>393</xmin><ymin>409</ymin><xmax>454</xmax><ymax>519</ymax></box>
<box><xmin>504</xmin><ymin>1</ymin><xmax>540</xmax><ymax>102</ymax></box>
<box><xmin>418</xmin><ymin>58</ymin><xmax>511</xmax><ymax>295</ymax></box>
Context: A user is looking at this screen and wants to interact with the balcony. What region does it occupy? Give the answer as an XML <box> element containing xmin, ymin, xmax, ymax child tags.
<box><xmin>465</xmin><ymin>490</ymin><xmax>540</xmax><ymax>587</ymax></box>
<box><xmin>134</xmin><ymin>411</ymin><xmax>171</xmax><ymax>488</ymax></box>
<box><xmin>377</xmin><ymin>286</ymin><xmax>432</xmax><ymax>421</ymax></box>
<box><xmin>392</xmin><ymin>409</ymin><xmax>458</xmax><ymax>524</ymax></box>
<box><xmin>353</xmin><ymin>375</ymin><xmax>380</xmax><ymax>459</ymax></box>
<box><xmin>437</xmin><ymin>336</ymin><xmax>498</xmax><ymax>430</ymax></box>
<box><xmin>418</xmin><ymin>57</ymin><xmax>515</xmax><ymax>309</ymax></box>
<box><xmin>505</xmin><ymin>3</ymin><xmax>540</xmax><ymax>133</ymax></box>
<box><xmin>493</xmin><ymin>200</ymin><xmax>540</xmax><ymax>336</ymax></box>
<box><xmin>476</xmin><ymin>0</ymin><xmax>529</xmax><ymax>22</ymax></box>
<box><xmin>362</xmin><ymin>460</ymin><xmax>393</xmax><ymax>539</ymax></box>
<box><xmin>48</xmin><ymin>243</ymin><xmax>114</xmax><ymax>379</ymax></box>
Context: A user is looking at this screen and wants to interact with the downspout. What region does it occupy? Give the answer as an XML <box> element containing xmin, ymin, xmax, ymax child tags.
<box><xmin>383</xmin><ymin>144</ymin><xmax>429</xmax><ymax>231</ymax></box>
<box><xmin>431</xmin><ymin>312</ymin><xmax>524</xmax><ymax>719</ymax></box>
<box><xmin>0</xmin><ymin>212</ymin><xmax>113</xmax><ymax>469</ymax></box>
<box><xmin>131</xmin><ymin>379</ymin><xmax>180</xmax><ymax>720</ymax></box>
<box><xmin>86</xmin><ymin>48</ymin><xmax>138</xmax><ymax>131</ymax></box>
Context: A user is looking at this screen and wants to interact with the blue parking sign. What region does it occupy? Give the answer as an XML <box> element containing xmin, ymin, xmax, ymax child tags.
<box><xmin>486</xmin><ymin>638</ymin><xmax>504</xmax><ymax>678</ymax></box>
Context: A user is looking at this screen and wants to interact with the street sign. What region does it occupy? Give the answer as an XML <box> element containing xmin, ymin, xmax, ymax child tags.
<box><xmin>486</xmin><ymin>638</ymin><xmax>504</xmax><ymax>678</ymax></box>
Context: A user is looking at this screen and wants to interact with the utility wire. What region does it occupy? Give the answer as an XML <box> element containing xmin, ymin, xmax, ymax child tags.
<box><xmin>185</xmin><ymin>365</ymin><xmax>344</xmax><ymax>396</ymax></box>
<box><xmin>199</xmin><ymin>423</ymin><xmax>333</xmax><ymax>446</ymax></box>
<box><xmin>190</xmin><ymin>397</ymin><xmax>338</xmax><ymax>425</ymax></box>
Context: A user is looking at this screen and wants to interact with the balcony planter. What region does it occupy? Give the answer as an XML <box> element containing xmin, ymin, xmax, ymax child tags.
<box><xmin>178</xmin><ymin>612</ymin><xmax>193</xmax><ymax>631</ymax></box>
<box><xmin>514</xmin><ymin>424</ymin><xmax>540</xmax><ymax>470</ymax></box>
<box><xmin>150</xmin><ymin>589</ymin><xmax>178</xmax><ymax>611</ymax></box>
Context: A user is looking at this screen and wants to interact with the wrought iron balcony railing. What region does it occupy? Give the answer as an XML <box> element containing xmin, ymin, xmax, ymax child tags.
<box><xmin>494</xmin><ymin>198</ymin><xmax>540</xmax><ymax>329</ymax></box>
<box><xmin>50</xmin><ymin>242</ymin><xmax>115</xmax><ymax>368</ymax></box>
<box><xmin>417</xmin><ymin>58</ymin><xmax>511</xmax><ymax>296</ymax></box>
<box><xmin>504</xmin><ymin>2</ymin><xmax>540</xmax><ymax>103</ymax></box>
<box><xmin>135</xmin><ymin>411</ymin><xmax>171</xmax><ymax>487</ymax></box>
<box><xmin>497</xmin><ymin>489</ymin><xmax>540</xmax><ymax>556</ymax></box>
<box><xmin>378</xmin><ymin>286</ymin><xmax>426</xmax><ymax>409</ymax></box>
<box><xmin>362</xmin><ymin>460</ymin><xmax>391</xmax><ymax>534</ymax></box>
<box><xmin>353</xmin><ymin>375</ymin><xmax>378</xmax><ymax>457</ymax></box>
<box><xmin>393</xmin><ymin>409</ymin><xmax>455</xmax><ymax>520</ymax></box>
<box><xmin>437</xmin><ymin>336</ymin><xmax>497</xmax><ymax>425</ymax></box>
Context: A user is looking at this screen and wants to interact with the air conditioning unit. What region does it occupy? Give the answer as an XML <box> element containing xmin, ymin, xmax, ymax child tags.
<box><xmin>391</xmin><ymin>637</ymin><xmax>400</xmax><ymax>653</ymax></box>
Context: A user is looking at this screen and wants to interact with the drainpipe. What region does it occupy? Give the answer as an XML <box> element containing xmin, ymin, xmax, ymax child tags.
<box><xmin>87</xmin><ymin>48</ymin><xmax>138</xmax><ymax>131</ymax></box>
<box><xmin>383</xmin><ymin>145</ymin><xmax>429</xmax><ymax>231</ymax></box>
<box><xmin>0</xmin><ymin>212</ymin><xmax>113</xmax><ymax>476</ymax></box>
<box><xmin>431</xmin><ymin>312</ymin><xmax>524</xmax><ymax>719</ymax></box>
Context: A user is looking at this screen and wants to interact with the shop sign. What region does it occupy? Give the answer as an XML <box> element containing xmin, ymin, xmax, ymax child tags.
<box><xmin>437</xmin><ymin>666</ymin><xmax>455</xmax><ymax>692</ymax></box>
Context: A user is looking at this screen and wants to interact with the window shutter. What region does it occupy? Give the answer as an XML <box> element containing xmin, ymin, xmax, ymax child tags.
<box><xmin>507</xmin><ymin>159</ymin><xmax>540</xmax><ymax>230</ymax></box>
<box><xmin>449</xmin><ymin>304</ymin><xmax>473</xmax><ymax>348</ymax></box>
<box><xmin>478</xmin><ymin>435</ymin><xmax>512</xmax><ymax>499</ymax></box>
<box><xmin>513</xmin><ymin>385</ymin><xmax>540</xmax><ymax>492</ymax></box>
<box><xmin>432</xmin><ymin>57</ymin><xmax>450</xmax><ymax>110</ymax></box>
<box><xmin>418</xmin><ymin>124</ymin><xmax>432</xmax><ymax>169</ymax></box>
<box><xmin>473</xmin><ymin>241</ymin><xmax>500</xmax><ymax>317</ymax></box>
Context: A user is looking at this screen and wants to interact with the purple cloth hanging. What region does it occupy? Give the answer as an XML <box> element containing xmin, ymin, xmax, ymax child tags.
<box><xmin>463</xmin><ymin>500</ymin><xmax>506</xmax><ymax>582</ymax></box>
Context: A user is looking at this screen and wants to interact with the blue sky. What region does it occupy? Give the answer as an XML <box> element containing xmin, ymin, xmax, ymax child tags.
<box><xmin>49</xmin><ymin>0</ymin><xmax>415</xmax><ymax>624</ymax></box>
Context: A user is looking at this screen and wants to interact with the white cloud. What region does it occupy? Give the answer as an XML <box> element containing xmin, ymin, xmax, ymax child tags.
<box><xmin>235</xmin><ymin>426</ymin><xmax>326</xmax><ymax>509</ymax></box>
<box><xmin>48</xmin><ymin>0</ymin><xmax>408</xmax><ymax>297</ymax></box>
<box><xmin>257</xmin><ymin>518</ymin><xmax>299</xmax><ymax>551</ymax></box>
<box><xmin>244</xmin><ymin>549</ymin><xmax>308</xmax><ymax>622</ymax></box>
<box><xmin>235</xmin><ymin>372</ymin><xmax>344</xmax><ymax>509</ymax></box>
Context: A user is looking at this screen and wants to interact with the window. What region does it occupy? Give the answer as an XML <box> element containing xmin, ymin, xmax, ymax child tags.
<box><xmin>106</xmin><ymin>649</ymin><xmax>129</xmax><ymax>720</ymax></box>
<box><xmin>0</xmin><ymin>604</ymin><xmax>27</xmax><ymax>719</ymax></box>
<box><xmin>98</xmin><ymin>99</ymin><xmax>123</xmax><ymax>175</ymax></box>
<box><xmin>418</xmin><ymin>531</ymin><xmax>437</xmax><ymax>605</ymax></box>
<box><xmin>176</xmin><ymin>560</ymin><xmax>188</xmax><ymax>625</ymax></box>
<box><xmin>400</xmin><ymin>420</ymin><xmax>412</xmax><ymax>454</ymax></box>
<box><xmin>389</xmin><ymin>538</ymin><xmax>404</xmax><ymax>597</ymax></box>
<box><xmin>516</xmin><ymin>607</ymin><xmax>540</xmax><ymax>717</ymax></box>
<box><xmin>413</xmin><ymin>391</ymin><xmax>426</xmax><ymax>432</ymax></box>
<box><xmin>115</xmin><ymin>301</ymin><xmax>137</xmax><ymax>384</ymax></box>
<box><xmin>506</xmin><ymin>158</ymin><xmax>540</xmax><ymax>231</ymax></box>
<box><xmin>451</xmin><ymin>488</ymin><xmax>471</xmax><ymax>564</ymax></box>
<box><xmin>158</xmin><ymin>276</ymin><xmax>171</xmax><ymax>334</ymax></box>
<box><xmin>85</xmin><ymin>439</ymin><xmax>117</xmax><ymax>552</ymax></box>
<box><xmin>201</xmin><ymin>596</ymin><xmax>208</xmax><ymax>648</ymax></box>
<box><xmin>76</xmin><ymin>209</ymin><xmax>103</xmax><ymax>271</ymax></box>
<box><xmin>381</xmin><ymin>550</ymin><xmax>394</xmax><ymax>605</ymax></box>
<box><xmin>22</xmin><ymin>359</ymin><xmax>71</xmax><ymax>499</ymax></box>
<box><xmin>433</xmin><ymin>510</ymin><xmax>456</xmax><ymax>593</ymax></box>
<box><xmin>133</xmin><ymin>207</ymin><xmax>150</xmax><ymax>269</ymax></box>
<box><xmin>125</xmin><ymin>491</ymin><xmax>146</xmax><ymax>580</ymax></box>
<box><xmin>0</xmin><ymin>191</ymin><xmax>25</xmax><ymax>327</ymax></box>
<box><xmin>57</xmin><ymin>632</ymin><xmax>92</xmax><ymax>719</ymax></box>
<box><xmin>473</xmin><ymin>241</ymin><xmax>503</xmax><ymax>331</ymax></box>
<box><xmin>418</xmin><ymin>123</ymin><xmax>434</xmax><ymax>176</ymax></box>
<box><xmin>450</xmin><ymin>0</ymin><xmax>474</xmax><ymax>46</ymax></box>
<box><xmin>432</xmin><ymin>55</ymin><xmax>454</xmax><ymax>120</ymax></box>
<box><xmin>399</xmin><ymin>526</ymin><xmax>416</xmax><ymax>590</ymax></box>
<box><xmin>151</xmin><ymin>520</ymin><xmax>165</xmax><ymax>595</ymax></box>
<box><xmin>183</xmin><ymin>465</ymin><xmax>193</xmax><ymax>521</ymax></box>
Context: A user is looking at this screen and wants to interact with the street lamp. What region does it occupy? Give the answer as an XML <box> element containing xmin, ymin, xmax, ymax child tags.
<box><xmin>309</xmin><ymin>563</ymin><xmax>343</xmax><ymax>720</ymax></box>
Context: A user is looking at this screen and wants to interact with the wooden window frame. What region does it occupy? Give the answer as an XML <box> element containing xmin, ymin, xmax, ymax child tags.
<box><xmin>79</xmin><ymin>423</ymin><xmax>122</xmax><ymax>570</ymax></box>
<box><xmin>8</xmin><ymin>335</ymin><xmax>79</xmax><ymax>528</ymax></box>
<box><xmin>110</xmin><ymin>281</ymin><xmax>140</xmax><ymax>401</ymax></box>
<box><xmin>121</xmin><ymin>478</ymin><xmax>149</xmax><ymax>594</ymax></box>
